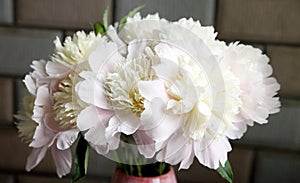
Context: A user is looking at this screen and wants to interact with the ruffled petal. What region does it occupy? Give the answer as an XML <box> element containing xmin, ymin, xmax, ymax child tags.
<box><xmin>26</xmin><ymin>146</ymin><xmax>48</xmax><ymax>172</ymax></box>
<box><xmin>24</xmin><ymin>75</ymin><xmax>36</xmax><ymax>95</ymax></box>
<box><xmin>46</xmin><ymin>61</ymin><xmax>70</xmax><ymax>77</ymax></box>
<box><xmin>56</xmin><ymin>130</ymin><xmax>79</xmax><ymax>150</ymax></box>
<box><xmin>77</xmin><ymin>105</ymin><xmax>113</xmax><ymax>131</ymax></box>
<box><xmin>141</xmin><ymin>99</ymin><xmax>181</xmax><ymax>142</ymax></box>
<box><xmin>107</xmin><ymin>25</ymin><xmax>127</xmax><ymax>55</ymax></box>
<box><xmin>88</xmin><ymin>41</ymin><xmax>124</xmax><ymax>74</ymax></box>
<box><xmin>138</xmin><ymin>80</ymin><xmax>168</xmax><ymax>102</ymax></box>
<box><xmin>34</xmin><ymin>85</ymin><xmax>50</xmax><ymax>106</ymax></box>
<box><xmin>29</xmin><ymin>124</ymin><xmax>54</xmax><ymax>148</ymax></box>
<box><xmin>133</xmin><ymin>130</ymin><xmax>155</xmax><ymax>158</ymax></box>
<box><xmin>127</xmin><ymin>39</ymin><xmax>147</xmax><ymax>60</ymax></box>
<box><xmin>75</xmin><ymin>74</ymin><xmax>111</xmax><ymax>109</ymax></box>
<box><xmin>51</xmin><ymin>146</ymin><xmax>72</xmax><ymax>178</ymax></box>
<box><xmin>194</xmin><ymin>136</ymin><xmax>231</xmax><ymax>169</ymax></box>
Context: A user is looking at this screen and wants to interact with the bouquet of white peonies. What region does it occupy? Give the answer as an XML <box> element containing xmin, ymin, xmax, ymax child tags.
<box><xmin>15</xmin><ymin>7</ymin><xmax>280</xmax><ymax>183</ymax></box>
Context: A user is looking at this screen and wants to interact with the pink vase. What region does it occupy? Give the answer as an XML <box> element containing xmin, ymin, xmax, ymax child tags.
<box><xmin>111</xmin><ymin>167</ymin><xmax>177</xmax><ymax>183</ymax></box>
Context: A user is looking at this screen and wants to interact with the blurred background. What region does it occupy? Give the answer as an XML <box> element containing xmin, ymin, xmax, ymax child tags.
<box><xmin>0</xmin><ymin>0</ymin><xmax>299</xmax><ymax>182</ymax></box>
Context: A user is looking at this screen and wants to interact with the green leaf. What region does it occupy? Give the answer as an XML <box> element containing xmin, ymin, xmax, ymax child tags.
<box><xmin>103</xmin><ymin>7</ymin><xmax>109</xmax><ymax>30</ymax></box>
<box><xmin>72</xmin><ymin>134</ymin><xmax>90</xmax><ymax>183</ymax></box>
<box><xmin>93</xmin><ymin>22</ymin><xmax>106</xmax><ymax>35</ymax></box>
<box><xmin>118</xmin><ymin>5</ymin><xmax>145</xmax><ymax>31</ymax></box>
<box><xmin>217</xmin><ymin>160</ymin><xmax>233</xmax><ymax>183</ymax></box>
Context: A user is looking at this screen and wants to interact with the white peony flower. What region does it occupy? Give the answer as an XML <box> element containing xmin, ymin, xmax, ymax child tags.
<box><xmin>222</xmin><ymin>43</ymin><xmax>281</xmax><ymax>139</ymax></box>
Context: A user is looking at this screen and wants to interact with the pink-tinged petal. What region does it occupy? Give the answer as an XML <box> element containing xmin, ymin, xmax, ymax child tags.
<box><xmin>24</xmin><ymin>75</ymin><xmax>36</xmax><ymax>95</ymax></box>
<box><xmin>46</xmin><ymin>61</ymin><xmax>70</xmax><ymax>77</ymax></box>
<box><xmin>44</xmin><ymin>112</ymin><xmax>64</xmax><ymax>132</ymax></box>
<box><xmin>140</xmin><ymin>98</ymin><xmax>165</xmax><ymax>130</ymax></box>
<box><xmin>108</xmin><ymin>111</ymin><xmax>141</xmax><ymax>136</ymax></box>
<box><xmin>105</xmin><ymin>115</ymin><xmax>121</xmax><ymax>139</ymax></box>
<box><xmin>133</xmin><ymin>130</ymin><xmax>156</xmax><ymax>158</ymax></box>
<box><xmin>127</xmin><ymin>39</ymin><xmax>147</xmax><ymax>60</ymax></box>
<box><xmin>75</xmin><ymin>76</ymin><xmax>111</xmax><ymax>109</ymax></box>
<box><xmin>56</xmin><ymin>130</ymin><xmax>79</xmax><ymax>150</ymax></box>
<box><xmin>77</xmin><ymin>105</ymin><xmax>114</xmax><ymax>131</ymax></box>
<box><xmin>85</xmin><ymin>122</ymin><xmax>107</xmax><ymax>145</ymax></box>
<box><xmin>91</xmin><ymin>144</ymin><xmax>109</xmax><ymax>155</ymax></box>
<box><xmin>118</xmin><ymin>112</ymin><xmax>141</xmax><ymax>135</ymax></box>
<box><xmin>194</xmin><ymin>136</ymin><xmax>231</xmax><ymax>169</ymax></box>
<box><xmin>138</xmin><ymin>80</ymin><xmax>168</xmax><ymax>102</ymax></box>
<box><xmin>89</xmin><ymin>41</ymin><xmax>124</xmax><ymax>74</ymax></box>
<box><xmin>51</xmin><ymin>146</ymin><xmax>72</xmax><ymax>178</ymax></box>
<box><xmin>108</xmin><ymin>133</ymin><xmax>120</xmax><ymax>151</ymax></box>
<box><xmin>26</xmin><ymin>146</ymin><xmax>48</xmax><ymax>171</ymax></box>
<box><xmin>142</xmin><ymin>99</ymin><xmax>181</xmax><ymax>141</ymax></box>
<box><xmin>34</xmin><ymin>85</ymin><xmax>50</xmax><ymax>106</ymax></box>
<box><xmin>156</xmin><ymin>131</ymin><xmax>190</xmax><ymax>166</ymax></box>
<box><xmin>32</xmin><ymin>106</ymin><xmax>44</xmax><ymax>124</ymax></box>
<box><xmin>29</xmin><ymin>124</ymin><xmax>54</xmax><ymax>148</ymax></box>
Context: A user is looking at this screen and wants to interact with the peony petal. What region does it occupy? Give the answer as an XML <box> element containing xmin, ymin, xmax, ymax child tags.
<box><xmin>56</xmin><ymin>130</ymin><xmax>79</xmax><ymax>150</ymax></box>
<box><xmin>115</xmin><ymin>111</ymin><xmax>141</xmax><ymax>135</ymax></box>
<box><xmin>46</xmin><ymin>61</ymin><xmax>70</xmax><ymax>77</ymax></box>
<box><xmin>127</xmin><ymin>39</ymin><xmax>147</xmax><ymax>60</ymax></box>
<box><xmin>34</xmin><ymin>85</ymin><xmax>50</xmax><ymax>106</ymax></box>
<box><xmin>179</xmin><ymin>145</ymin><xmax>194</xmax><ymax>170</ymax></box>
<box><xmin>138</xmin><ymin>80</ymin><xmax>168</xmax><ymax>102</ymax></box>
<box><xmin>77</xmin><ymin>105</ymin><xmax>113</xmax><ymax>131</ymax></box>
<box><xmin>75</xmin><ymin>75</ymin><xmax>111</xmax><ymax>109</ymax></box>
<box><xmin>29</xmin><ymin>124</ymin><xmax>54</xmax><ymax>148</ymax></box>
<box><xmin>24</xmin><ymin>75</ymin><xmax>36</xmax><ymax>95</ymax></box>
<box><xmin>142</xmin><ymin>99</ymin><xmax>181</xmax><ymax>142</ymax></box>
<box><xmin>106</xmin><ymin>25</ymin><xmax>127</xmax><ymax>55</ymax></box>
<box><xmin>51</xmin><ymin>146</ymin><xmax>72</xmax><ymax>178</ymax></box>
<box><xmin>44</xmin><ymin>112</ymin><xmax>64</xmax><ymax>132</ymax></box>
<box><xmin>194</xmin><ymin>136</ymin><xmax>231</xmax><ymax>169</ymax></box>
<box><xmin>85</xmin><ymin>122</ymin><xmax>107</xmax><ymax>145</ymax></box>
<box><xmin>26</xmin><ymin>146</ymin><xmax>48</xmax><ymax>172</ymax></box>
<box><xmin>91</xmin><ymin>143</ymin><xmax>109</xmax><ymax>155</ymax></box>
<box><xmin>133</xmin><ymin>130</ymin><xmax>156</xmax><ymax>158</ymax></box>
<box><xmin>89</xmin><ymin>41</ymin><xmax>124</xmax><ymax>74</ymax></box>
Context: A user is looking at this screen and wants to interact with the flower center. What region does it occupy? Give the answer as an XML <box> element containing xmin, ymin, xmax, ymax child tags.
<box><xmin>104</xmin><ymin>55</ymin><xmax>154</xmax><ymax>117</ymax></box>
<box><xmin>53</xmin><ymin>73</ymin><xmax>79</xmax><ymax>128</ymax></box>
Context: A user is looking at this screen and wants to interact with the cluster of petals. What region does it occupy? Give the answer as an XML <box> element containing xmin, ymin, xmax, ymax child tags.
<box><xmin>19</xmin><ymin>31</ymin><xmax>103</xmax><ymax>177</ymax></box>
<box><xmin>18</xmin><ymin>12</ymin><xmax>281</xmax><ymax>177</ymax></box>
<box><xmin>75</xmin><ymin>13</ymin><xmax>280</xmax><ymax>170</ymax></box>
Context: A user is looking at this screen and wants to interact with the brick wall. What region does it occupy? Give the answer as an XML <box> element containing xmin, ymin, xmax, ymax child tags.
<box><xmin>0</xmin><ymin>0</ymin><xmax>299</xmax><ymax>183</ymax></box>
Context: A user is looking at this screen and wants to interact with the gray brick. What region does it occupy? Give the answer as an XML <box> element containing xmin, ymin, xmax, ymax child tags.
<box><xmin>254</xmin><ymin>151</ymin><xmax>300</xmax><ymax>183</ymax></box>
<box><xmin>18</xmin><ymin>175</ymin><xmax>108</xmax><ymax>183</ymax></box>
<box><xmin>15</xmin><ymin>79</ymin><xmax>28</xmax><ymax>113</ymax></box>
<box><xmin>0</xmin><ymin>28</ymin><xmax>62</xmax><ymax>75</ymax></box>
<box><xmin>0</xmin><ymin>174</ymin><xmax>15</xmax><ymax>183</ymax></box>
<box><xmin>115</xmin><ymin>0</ymin><xmax>216</xmax><ymax>25</ymax></box>
<box><xmin>17</xmin><ymin>0</ymin><xmax>112</xmax><ymax>29</ymax></box>
<box><xmin>217</xmin><ymin>0</ymin><xmax>300</xmax><ymax>43</ymax></box>
<box><xmin>267</xmin><ymin>45</ymin><xmax>300</xmax><ymax>98</ymax></box>
<box><xmin>0</xmin><ymin>0</ymin><xmax>13</xmax><ymax>24</ymax></box>
<box><xmin>0</xmin><ymin>77</ymin><xmax>14</xmax><ymax>123</ymax></box>
<box><xmin>234</xmin><ymin>99</ymin><xmax>300</xmax><ymax>150</ymax></box>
